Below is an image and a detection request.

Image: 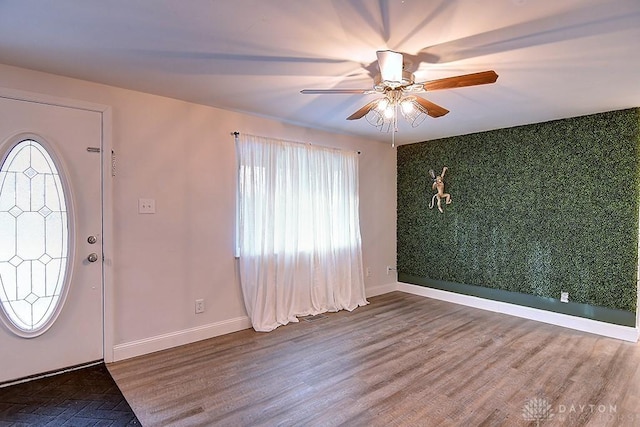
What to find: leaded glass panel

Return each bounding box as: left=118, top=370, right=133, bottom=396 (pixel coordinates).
left=0, top=139, right=70, bottom=334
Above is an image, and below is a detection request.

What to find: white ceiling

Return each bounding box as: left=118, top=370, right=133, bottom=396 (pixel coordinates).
left=0, top=0, right=639, bottom=145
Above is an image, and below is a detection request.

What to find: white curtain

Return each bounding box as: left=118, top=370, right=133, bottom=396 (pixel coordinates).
left=236, top=134, right=368, bottom=332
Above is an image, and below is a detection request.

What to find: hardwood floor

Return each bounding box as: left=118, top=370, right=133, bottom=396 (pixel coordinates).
left=108, top=292, right=640, bottom=426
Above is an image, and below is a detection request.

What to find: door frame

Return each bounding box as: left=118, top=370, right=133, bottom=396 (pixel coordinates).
left=0, top=86, right=115, bottom=363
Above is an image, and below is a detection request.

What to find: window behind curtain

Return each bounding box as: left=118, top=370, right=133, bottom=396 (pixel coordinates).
left=235, top=134, right=367, bottom=332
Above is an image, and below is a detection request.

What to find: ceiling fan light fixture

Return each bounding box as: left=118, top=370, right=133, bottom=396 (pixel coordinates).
left=376, top=97, right=390, bottom=111
left=365, top=112, right=380, bottom=129
left=301, top=49, right=498, bottom=147
left=366, top=99, right=394, bottom=132
left=400, top=97, right=415, bottom=115
left=401, top=100, right=428, bottom=128
left=365, top=108, right=384, bottom=129
left=365, top=92, right=429, bottom=132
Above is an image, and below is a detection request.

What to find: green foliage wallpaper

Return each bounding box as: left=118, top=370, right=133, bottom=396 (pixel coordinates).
left=397, top=108, right=640, bottom=316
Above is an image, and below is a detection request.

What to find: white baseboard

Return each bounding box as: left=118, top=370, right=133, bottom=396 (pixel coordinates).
left=366, top=282, right=399, bottom=298
left=111, top=316, right=252, bottom=362
left=110, top=283, right=637, bottom=362
left=398, top=282, right=639, bottom=342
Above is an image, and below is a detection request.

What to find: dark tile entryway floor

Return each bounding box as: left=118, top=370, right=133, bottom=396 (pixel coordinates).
left=0, top=363, right=140, bottom=426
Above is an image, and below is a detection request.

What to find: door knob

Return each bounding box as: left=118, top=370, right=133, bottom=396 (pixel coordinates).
left=87, top=253, right=99, bottom=263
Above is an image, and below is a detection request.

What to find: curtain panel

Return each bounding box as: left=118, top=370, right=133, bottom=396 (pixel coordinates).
left=236, top=134, right=367, bottom=332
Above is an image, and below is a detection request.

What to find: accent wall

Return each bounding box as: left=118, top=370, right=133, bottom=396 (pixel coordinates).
left=397, top=108, right=640, bottom=326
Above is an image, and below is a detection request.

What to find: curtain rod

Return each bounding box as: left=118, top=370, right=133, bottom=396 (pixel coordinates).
left=231, top=131, right=360, bottom=155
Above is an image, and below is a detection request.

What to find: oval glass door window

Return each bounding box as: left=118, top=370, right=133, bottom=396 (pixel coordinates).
left=0, top=138, right=72, bottom=337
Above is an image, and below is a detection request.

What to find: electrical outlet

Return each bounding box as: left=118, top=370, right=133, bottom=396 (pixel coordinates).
left=195, top=299, right=205, bottom=314
left=138, top=198, right=156, bottom=214
left=560, top=292, right=569, bottom=303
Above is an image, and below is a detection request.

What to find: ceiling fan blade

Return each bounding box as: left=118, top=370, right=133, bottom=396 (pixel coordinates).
left=413, top=97, right=450, bottom=118
left=421, top=70, right=498, bottom=91
left=346, top=100, right=380, bottom=120
left=377, top=50, right=403, bottom=83
left=301, top=89, right=372, bottom=94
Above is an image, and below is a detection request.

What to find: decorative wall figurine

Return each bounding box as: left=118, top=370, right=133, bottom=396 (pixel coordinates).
left=429, top=167, right=452, bottom=213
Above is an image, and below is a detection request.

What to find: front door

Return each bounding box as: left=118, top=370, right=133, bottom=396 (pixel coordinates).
left=0, top=95, right=103, bottom=383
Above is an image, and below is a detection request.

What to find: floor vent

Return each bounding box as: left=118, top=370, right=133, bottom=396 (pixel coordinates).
left=301, top=314, right=328, bottom=322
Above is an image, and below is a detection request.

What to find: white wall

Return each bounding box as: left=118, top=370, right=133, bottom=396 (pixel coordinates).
left=0, top=64, right=397, bottom=360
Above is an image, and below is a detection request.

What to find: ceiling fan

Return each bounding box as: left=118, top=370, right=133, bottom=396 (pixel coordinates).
left=301, top=50, right=498, bottom=145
